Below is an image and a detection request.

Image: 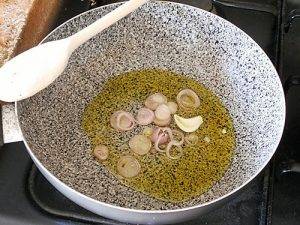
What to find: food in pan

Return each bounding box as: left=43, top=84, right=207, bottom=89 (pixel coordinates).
left=82, top=69, right=235, bottom=202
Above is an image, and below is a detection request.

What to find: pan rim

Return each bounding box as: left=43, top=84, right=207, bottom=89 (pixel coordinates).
left=15, top=0, right=286, bottom=214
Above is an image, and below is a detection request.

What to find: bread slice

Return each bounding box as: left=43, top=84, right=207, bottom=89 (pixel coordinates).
left=0, top=0, right=61, bottom=66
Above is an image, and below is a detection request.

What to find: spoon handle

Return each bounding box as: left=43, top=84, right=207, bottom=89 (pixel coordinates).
left=68, top=0, right=149, bottom=50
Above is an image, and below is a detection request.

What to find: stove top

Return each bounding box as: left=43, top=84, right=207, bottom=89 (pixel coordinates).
left=1, top=0, right=300, bottom=224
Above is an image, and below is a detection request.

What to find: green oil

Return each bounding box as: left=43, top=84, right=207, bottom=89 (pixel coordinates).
left=82, top=69, right=235, bottom=202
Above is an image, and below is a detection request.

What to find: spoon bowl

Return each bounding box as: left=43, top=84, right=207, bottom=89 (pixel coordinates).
left=0, top=39, right=71, bottom=102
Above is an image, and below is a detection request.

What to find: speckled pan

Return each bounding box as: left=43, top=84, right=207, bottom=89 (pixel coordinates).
left=16, top=1, right=285, bottom=224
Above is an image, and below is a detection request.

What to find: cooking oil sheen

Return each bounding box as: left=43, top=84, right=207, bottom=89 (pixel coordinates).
left=82, top=69, right=235, bottom=202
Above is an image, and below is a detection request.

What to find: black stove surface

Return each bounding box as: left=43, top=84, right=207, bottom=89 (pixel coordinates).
left=1, top=0, right=300, bottom=224
left=0, top=142, right=269, bottom=225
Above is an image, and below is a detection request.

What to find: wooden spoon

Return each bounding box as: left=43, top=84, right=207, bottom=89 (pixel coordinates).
left=0, top=0, right=149, bottom=102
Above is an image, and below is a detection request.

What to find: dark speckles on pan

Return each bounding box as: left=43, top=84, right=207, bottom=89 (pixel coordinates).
left=17, top=1, right=285, bottom=210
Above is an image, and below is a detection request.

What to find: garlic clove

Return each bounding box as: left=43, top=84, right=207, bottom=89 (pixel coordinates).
left=174, top=114, right=203, bottom=132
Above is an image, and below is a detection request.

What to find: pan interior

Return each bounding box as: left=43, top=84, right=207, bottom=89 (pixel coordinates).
left=81, top=69, right=236, bottom=203
left=17, top=2, right=285, bottom=210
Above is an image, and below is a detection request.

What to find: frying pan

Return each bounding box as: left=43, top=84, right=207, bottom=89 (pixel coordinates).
left=16, top=1, right=285, bottom=224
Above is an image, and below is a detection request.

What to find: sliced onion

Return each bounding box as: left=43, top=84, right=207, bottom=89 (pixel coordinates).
left=155, top=104, right=171, bottom=121
left=151, top=127, right=169, bottom=144
left=136, top=108, right=155, bottom=125
left=177, top=89, right=200, bottom=110
left=143, top=127, right=154, bottom=137
left=153, top=127, right=173, bottom=153
left=185, top=133, right=199, bottom=146
left=110, top=111, right=135, bottom=131
left=160, top=128, right=184, bottom=146
left=117, top=155, right=141, bottom=178
left=171, top=130, right=184, bottom=146
left=160, top=127, right=181, bottom=143
left=161, top=127, right=173, bottom=140
left=166, top=101, right=178, bottom=114
left=166, top=142, right=183, bottom=160
left=153, top=117, right=171, bottom=126
left=129, top=135, right=152, bottom=155
left=93, top=145, right=109, bottom=161
left=145, top=93, right=167, bottom=110
left=154, top=133, right=168, bottom=153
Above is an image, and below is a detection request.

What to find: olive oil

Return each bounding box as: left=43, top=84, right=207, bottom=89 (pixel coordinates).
left=82, top=69, right=235, bottom=202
